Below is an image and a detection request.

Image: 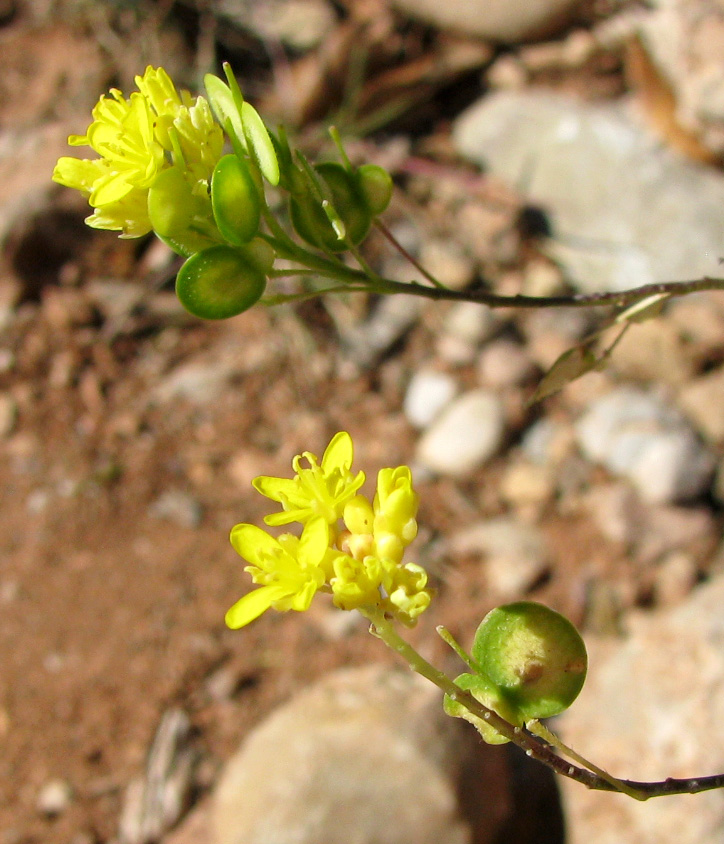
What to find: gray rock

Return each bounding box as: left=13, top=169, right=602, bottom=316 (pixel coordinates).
left=575, top=387, right=715, bottom=503
left=416, top=389, right=505, bottom=476
left=560, top=575, right=724, bottom=844
left=453, top=91, right=724, bottom=292
left=448, top=517, right=550, bottom=599
left=477, top=339, right=535, bottom=388
left=404, top=369, right=458, bottom=429
left=148, top=490, right=203, bottom=529
left=678, top=365, right=724, bottom=443
left=212, top=665, right=513, bottom=844
left=640, top=0, right=724, bottom=158
left=390, top=0, right=581, bottom=43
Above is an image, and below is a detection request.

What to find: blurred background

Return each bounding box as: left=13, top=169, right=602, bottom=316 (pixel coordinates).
left=3, top=1, right=724, bottom=842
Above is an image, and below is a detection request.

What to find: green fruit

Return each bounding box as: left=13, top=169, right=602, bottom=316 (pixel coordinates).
left=290, top=162, right=371, bottom=252
left=471, top=602, right=587, bottom=722
left=148, top=167, right=194, bottom=238
left=211, top=154, right=260, bottom=246
left=356, top=164, right=393, bottom=215
left=175, top=244, right=268, bottom=320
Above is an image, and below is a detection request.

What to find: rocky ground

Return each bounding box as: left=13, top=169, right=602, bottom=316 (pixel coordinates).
left=2, top=1, right=724, bottom=843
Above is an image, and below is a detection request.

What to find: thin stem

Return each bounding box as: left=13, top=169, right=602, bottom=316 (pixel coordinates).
left=370, top=276, right=724, bottom=310
left=363, top=609, right=724, bottom=799
left=527, top=720, right=645, bottom=800
left=374, top=220, right=447, bottom=289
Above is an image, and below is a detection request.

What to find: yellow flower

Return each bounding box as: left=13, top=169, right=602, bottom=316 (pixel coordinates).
left=226, top=516, right=331, bottom=629
left=227, top=432, right=432, bottom=629
left=52, top=66, right=223, bottom=239
left=253, top=431, right=365, bottom=527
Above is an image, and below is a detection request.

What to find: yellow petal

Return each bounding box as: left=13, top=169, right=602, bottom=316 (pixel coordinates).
left=321, top=431, right=353, bottom=474
left=225, top=583, right=288, bottom=628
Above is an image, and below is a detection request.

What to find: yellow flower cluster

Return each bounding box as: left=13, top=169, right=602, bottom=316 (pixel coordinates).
left=226, top=432, right=432, bottom=629
left=52, top=67, right=223, bottom=237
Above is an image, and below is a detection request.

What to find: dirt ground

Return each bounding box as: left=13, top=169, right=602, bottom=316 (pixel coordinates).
left=0, top=2, right=720, bottom=843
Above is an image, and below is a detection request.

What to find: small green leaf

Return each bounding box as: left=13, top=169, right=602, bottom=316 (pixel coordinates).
left=241, top=101, right=280, bottom=186
left=530, top=345, right=600, bottom=403
left=615, top=293, right=669, bottom=325
left=471, top=602, right=587, bottom=722
left=211, top=154, right=261, bottom=246
left=176, top=244, right=268, bottom=320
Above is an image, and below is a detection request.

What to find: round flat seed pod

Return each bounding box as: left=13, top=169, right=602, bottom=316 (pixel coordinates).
left=471, top=602, right=587, bottom=721
left=176, top=244, right=267, bottom=320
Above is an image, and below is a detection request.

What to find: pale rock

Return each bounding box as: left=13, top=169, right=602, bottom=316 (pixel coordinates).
left=520, top=259, right=565, bottom=297
left=435, top=334, right=479, bottom=366
left=477, top=339, right=535, bottom=388
left=148, top=490, right=203, bottom=529
left=584, top=483, right=643, bottom=546
left=416, top=390, right=505, bottom=476
left=560, top=575, right=724, bottom=844
left=217, top=0, right=335, bottom=50
left=486, top=53, right=529, bottom=90
left=404, top=369, right=458, bottom=429
left=390, top=0, right=581, bottom=43
left=443, top=302, right=497, bottom=345
left=639, top=0, right=724, bottom=157
left=653, top=552, right=698, bottom=607
left=635, top=505, right=715, bottom=566
left=36, top=779, right=73, bottom=817
left=212, top=665, right=514, bottom=844
left=500, top=460, right=554, bottom=509
left=521, top=418, right=576, bottom=466
left=668, top=293, right=724, bottom=352
left=453, top=91, right=724, bottom=292
left=611, top=319, right=693, bottom=387
left=678, top=365, right=724, bottom=443
left=419, top=240, right=476, bottom=290
left=575, top=387, right=715, bottom=503
left=449, top=517, right=550, bottom=599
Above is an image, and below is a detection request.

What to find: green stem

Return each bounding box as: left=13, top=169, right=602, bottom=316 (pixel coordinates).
left=362, top=608, right=724, bottom=799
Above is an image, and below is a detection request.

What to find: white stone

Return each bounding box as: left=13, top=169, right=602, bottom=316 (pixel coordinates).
left=416, top=390, right=505, bottom=476
left=449, top=517, right=549, bottom=599
left=36, top=779, right=73, bottom=817
left=560, top=575, right=724, bottom=844
left=212, top=666, right=513, bottom=844
left=453, top=91, right=724, bottom=292
left=390, top=0, right=580, bottom=43
left=575, top=387, right=715, bottom=503
left=404, top=370, right=458, bottom=429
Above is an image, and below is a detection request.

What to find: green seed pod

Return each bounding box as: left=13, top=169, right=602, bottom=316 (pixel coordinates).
left=148, top=167, right=194, bottom=239
left=175, top=243, right=270, bottom=320
left=356, top=164, right=393, bottom=216
left=471, top=602, right=587, bottom=722
left=241, top=101, right=280, bottom=186
left=211, top=154, right=261, bottom=246
left=290, top=162, right=371, bottom=252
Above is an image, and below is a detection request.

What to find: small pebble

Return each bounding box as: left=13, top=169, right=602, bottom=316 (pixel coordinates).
left=403, top=370, right=458, bottom=429
left=36, top=779, right=73, bottom=817
left=148, top=490, right=203, bottom=528
left=416, top=390, right=505, bottom=476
